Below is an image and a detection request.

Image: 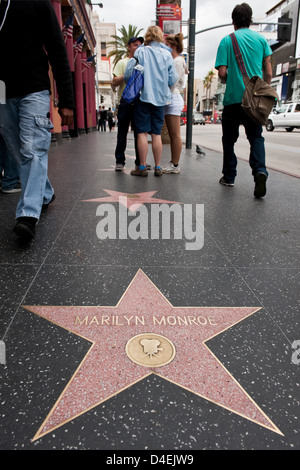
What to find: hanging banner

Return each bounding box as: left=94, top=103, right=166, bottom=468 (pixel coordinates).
left=157, top=3, right=182, bottom=36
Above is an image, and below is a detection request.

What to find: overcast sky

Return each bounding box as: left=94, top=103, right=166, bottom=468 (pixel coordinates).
left=93, top=0, right=279, bottom=78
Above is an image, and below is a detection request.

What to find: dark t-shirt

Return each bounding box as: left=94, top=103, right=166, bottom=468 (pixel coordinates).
left=0, top=0, right=74, bottom=108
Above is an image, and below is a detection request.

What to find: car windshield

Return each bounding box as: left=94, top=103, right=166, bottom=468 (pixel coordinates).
left=277, top=105, right=287, bottom=113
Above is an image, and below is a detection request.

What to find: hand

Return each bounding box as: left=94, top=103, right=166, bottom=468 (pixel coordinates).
left=58, top=108, right=74, bottom=126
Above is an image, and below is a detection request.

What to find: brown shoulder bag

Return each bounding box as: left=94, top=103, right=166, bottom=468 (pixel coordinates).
left=230, top=33, right=278, bottom=126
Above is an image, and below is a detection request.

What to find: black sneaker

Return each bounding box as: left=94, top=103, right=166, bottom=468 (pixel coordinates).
left=254, top=173, right=267, bottom=198
left=219, top=176, right=234, bottom=187
left=13, top=217, right=37, bottom=241
left=1, top=182, right=22, bottom=194
left=41, top=193, right=56, bottom=212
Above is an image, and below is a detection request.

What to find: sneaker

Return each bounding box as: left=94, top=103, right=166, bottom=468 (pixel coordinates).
left=131, top=167, right=148, bottom=177
left=219, top=177, right=234, bottom=187
left=154, top=166, right=163, bottom=176
left=115, top=163, right=124, bottom=171
left=13, top=217, right=37, bottom=241
left=1, top=182, right=22, bottom=193
left=254, top=173, right=267, bottom=198
left=163, top=162, right=180, bottom=174
left=41, top=193, right=56, bottom=213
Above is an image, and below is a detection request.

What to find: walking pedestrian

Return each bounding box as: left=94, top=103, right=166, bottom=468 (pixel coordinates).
left=215, top=3, right=272, bottom=197
left=99, top=106, right=107, bottom=132
left=107, top=108, right=115, bottom=132
left=0, top=0, right=74, bottom=241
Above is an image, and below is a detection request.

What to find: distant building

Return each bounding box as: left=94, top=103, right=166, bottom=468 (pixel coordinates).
left=265, top=0, right=300, bottom=103
left=50, top=0, right=97, bottom=140
left=194, top=70, right=219, bottom=119
left=91, top=16, right=116, bottom=110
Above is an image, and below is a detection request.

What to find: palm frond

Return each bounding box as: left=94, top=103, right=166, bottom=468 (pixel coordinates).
left=107, top=24, right=144, bottom=67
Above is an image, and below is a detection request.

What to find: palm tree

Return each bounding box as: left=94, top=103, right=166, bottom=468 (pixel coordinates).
left=107, top=24, right=144, bottom=67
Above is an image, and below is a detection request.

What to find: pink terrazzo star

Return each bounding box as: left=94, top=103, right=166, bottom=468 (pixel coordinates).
left=82, top=189, right=180, bottom=211
left=25, top=270, right=282, bottom=441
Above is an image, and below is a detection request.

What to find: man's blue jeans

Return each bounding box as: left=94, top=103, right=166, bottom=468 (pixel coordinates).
left=115, top=100, right=140, bottom=167
left=0, top=134, right=20, bottom=191
left=221, top=104, right=268, bottom=184
left=0, top=90, right=54, bottom=220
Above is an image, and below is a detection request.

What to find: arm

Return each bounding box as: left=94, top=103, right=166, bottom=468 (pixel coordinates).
left=218, top=65, right=227, bottom=84
left=112, top=74, right=125, bottom=87
left=263, top=55, right=272, bottom=85
left=124, top=58, right=137, bottom=83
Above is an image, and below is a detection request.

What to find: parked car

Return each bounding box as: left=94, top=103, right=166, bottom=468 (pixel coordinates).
left=266, top=102, right=300, bottom=132
left=193, top=112, right=205, bottom=125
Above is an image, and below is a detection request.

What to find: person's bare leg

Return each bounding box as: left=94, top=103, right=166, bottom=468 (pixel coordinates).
left=165, top=114, right=182, bottom=165
left=137, top=133, right=148, bottom=166
left=151, top=134, right=162, bottom=167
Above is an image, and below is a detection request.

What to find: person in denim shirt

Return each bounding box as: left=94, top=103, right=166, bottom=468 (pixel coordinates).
left=124, top=26, right=178, bottom=176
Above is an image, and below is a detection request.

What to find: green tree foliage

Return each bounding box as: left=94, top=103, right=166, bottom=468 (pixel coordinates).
left=107, top=24, right=144, bottom=67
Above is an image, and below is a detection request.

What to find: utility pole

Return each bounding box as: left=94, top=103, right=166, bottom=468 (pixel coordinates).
left=186, top=0, right=196, bottom=149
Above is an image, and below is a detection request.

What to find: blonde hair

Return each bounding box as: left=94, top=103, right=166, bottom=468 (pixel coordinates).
left=165, top=33, right=184, bottom=53
left=144, top=26, right=164, bottom=45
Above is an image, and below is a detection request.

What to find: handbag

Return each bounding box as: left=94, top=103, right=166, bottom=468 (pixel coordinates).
left=230, top=33, right=278, bottom=125
left=122, top=59, right=144, bottom=104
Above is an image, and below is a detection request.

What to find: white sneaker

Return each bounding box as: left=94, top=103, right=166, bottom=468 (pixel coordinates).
left=162, top=162, right=180, bottom=174
left=115, top=163, right=124, bottom=171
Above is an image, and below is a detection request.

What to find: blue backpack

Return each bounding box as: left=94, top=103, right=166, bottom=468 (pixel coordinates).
left=122, top=60, right=144, bottom=104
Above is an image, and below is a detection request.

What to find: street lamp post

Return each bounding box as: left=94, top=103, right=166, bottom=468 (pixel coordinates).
left=186, top=0, right=196, bottom=149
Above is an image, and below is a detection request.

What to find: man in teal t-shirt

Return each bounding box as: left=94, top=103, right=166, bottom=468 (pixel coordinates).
left=215, top=3, right=273, bottom=198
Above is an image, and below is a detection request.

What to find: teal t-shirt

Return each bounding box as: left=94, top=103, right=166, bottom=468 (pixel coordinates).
left=215, top=28, right=272, bottom=106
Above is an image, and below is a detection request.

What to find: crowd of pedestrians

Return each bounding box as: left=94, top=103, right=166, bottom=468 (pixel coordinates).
left=0, top=2, right=272, bottom=243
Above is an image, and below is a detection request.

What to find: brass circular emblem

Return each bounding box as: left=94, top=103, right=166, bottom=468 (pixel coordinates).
left=126, top=333, right=176, bottom=368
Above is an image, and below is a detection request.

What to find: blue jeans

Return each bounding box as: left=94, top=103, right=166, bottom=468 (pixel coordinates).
left=0, top=134, right=20, bottom=191
left=221, top=104, right=268, bottom=184
left=0, top=90, right=54, bottom=219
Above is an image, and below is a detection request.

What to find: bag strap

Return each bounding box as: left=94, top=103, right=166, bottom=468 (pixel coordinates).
left=230, top=33, right=249, bottom=79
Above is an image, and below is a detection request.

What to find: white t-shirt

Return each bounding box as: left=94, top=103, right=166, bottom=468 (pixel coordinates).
left=170, top=55, right=187, bottom=94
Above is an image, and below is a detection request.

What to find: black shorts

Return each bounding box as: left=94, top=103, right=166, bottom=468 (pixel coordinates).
left=134, top=99, right=165, bottom=135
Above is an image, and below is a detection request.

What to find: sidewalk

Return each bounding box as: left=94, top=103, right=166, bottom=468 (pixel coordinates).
left=0, top=130, right=299, bottom=451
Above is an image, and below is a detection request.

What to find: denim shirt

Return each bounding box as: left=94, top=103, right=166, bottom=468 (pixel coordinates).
left=124, top=42, right=178, bottom=107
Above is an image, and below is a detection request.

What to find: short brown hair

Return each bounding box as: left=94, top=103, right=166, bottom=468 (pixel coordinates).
left=232, top=3, right=252, bottom=29
left=144, top=26, right=164, bottom=45
left=165, top=32, right=184, bottom=53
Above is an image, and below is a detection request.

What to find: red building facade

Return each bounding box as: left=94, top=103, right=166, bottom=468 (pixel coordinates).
left=50, top=0, right=97, bottom=140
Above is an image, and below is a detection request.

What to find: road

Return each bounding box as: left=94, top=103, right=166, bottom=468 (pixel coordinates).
left=181, top=124, right=300, bottom=178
